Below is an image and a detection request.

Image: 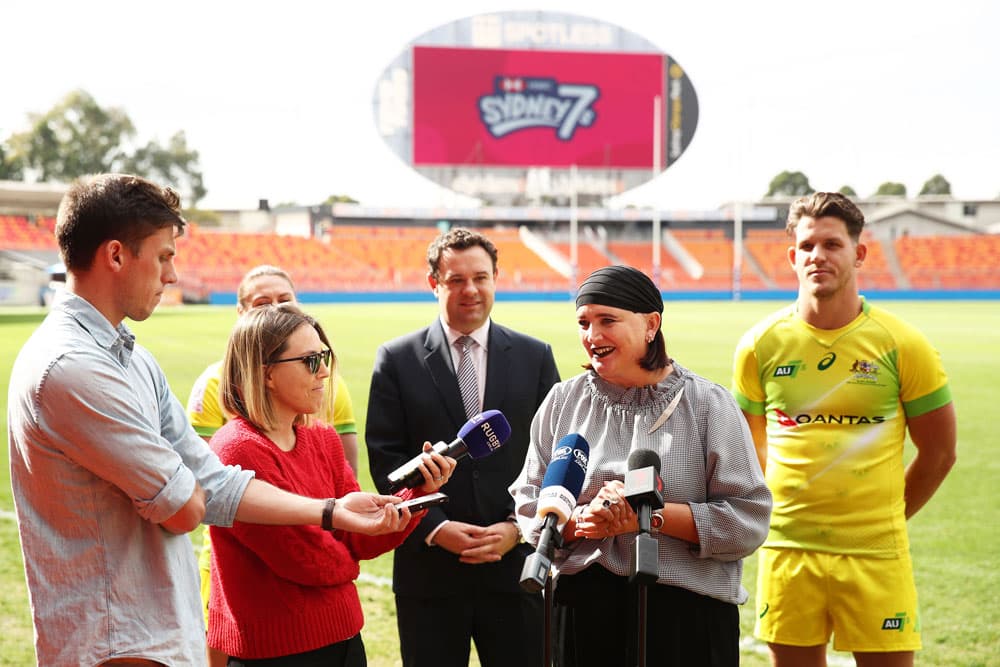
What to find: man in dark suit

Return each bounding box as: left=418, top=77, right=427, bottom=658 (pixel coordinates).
left=366, top=227, right=560, bottom=667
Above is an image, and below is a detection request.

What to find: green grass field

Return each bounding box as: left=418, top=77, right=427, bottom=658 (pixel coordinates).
left=2, top=300, right=998, bottom=666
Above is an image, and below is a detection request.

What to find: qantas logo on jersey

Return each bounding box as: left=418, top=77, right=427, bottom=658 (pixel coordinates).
left=774, top=408, right=886, bottom=427
left=775, top=409, right=798, bottom=427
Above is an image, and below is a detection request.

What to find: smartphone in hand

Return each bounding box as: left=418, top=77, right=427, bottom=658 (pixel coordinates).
left=395, top=492, right=448, bottom=513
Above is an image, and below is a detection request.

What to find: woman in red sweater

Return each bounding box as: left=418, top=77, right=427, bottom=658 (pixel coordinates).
left=208, top=303, right=455, bottom=666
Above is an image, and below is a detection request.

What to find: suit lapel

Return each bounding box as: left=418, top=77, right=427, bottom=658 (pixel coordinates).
left=423, top=322, right=467, bottom=428
left=483, top=323, right=510, bottom=411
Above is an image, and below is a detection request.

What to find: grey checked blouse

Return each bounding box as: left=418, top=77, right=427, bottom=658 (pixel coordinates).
left=510, top=363, right=771, bottom=604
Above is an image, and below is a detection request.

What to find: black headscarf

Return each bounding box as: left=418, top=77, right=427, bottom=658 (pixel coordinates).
left=575, top=265, right=663, bottom=314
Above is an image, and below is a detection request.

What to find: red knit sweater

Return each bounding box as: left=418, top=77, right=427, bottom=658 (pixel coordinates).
left=208, top=417, right=420, bottom=659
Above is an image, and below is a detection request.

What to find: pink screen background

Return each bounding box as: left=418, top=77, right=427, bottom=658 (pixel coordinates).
left=412, top=46, right=665, bottom=169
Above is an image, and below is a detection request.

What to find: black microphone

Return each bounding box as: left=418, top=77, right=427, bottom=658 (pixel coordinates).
left=624, top=449, right=664, bottom=534
left=386, top=410, right=511, bottom=491
left=624, top=449, right=664, bottom=584
left=520, top=434, right=590, bottom=593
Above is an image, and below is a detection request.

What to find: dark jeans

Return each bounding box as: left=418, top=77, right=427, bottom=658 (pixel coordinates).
left=553, top=565, right=739, bottom=667
left=227, top=634, right=366, bottom=667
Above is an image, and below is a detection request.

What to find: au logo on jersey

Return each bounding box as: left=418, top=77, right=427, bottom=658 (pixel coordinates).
left=478, top=76, right=599, bottom=140
left=773, top=361, right=803, bottom=378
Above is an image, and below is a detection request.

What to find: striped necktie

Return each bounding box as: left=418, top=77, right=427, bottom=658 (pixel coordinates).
left=455, top=336, right=479, bottom=419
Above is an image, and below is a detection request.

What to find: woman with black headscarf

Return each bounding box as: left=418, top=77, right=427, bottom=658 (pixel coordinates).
left=510, top=265, right=771, bottom=667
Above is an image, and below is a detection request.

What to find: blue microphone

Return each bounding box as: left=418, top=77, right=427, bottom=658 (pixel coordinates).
left=520, top=434, right=590, bottom=593
left=387, top=410, right=511, bottom=490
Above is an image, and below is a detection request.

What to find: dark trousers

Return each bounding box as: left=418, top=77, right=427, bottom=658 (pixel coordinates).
left=227, top=634, right=366, bottom=667
left=396, top=590, right=543, bottom=667
left=553, top=566, right=739, bottom=667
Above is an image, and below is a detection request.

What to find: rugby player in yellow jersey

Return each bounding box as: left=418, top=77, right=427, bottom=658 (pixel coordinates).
left=186, top=264, right=360, bottom=667
left=732, top=192, right=957, bottom=667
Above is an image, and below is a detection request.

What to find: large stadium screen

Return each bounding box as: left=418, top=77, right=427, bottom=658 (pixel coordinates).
left=412, top=45, right=667, bottom=170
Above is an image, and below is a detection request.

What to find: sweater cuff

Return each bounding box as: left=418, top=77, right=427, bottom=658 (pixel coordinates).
left=425, top=519, right=450, bottom=546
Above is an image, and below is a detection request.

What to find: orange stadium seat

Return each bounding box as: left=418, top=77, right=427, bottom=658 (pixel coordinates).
left=743, top=229, right=796, bottom=290
left=549, top=241, right=610, bottom=284
left=488, top=228, right=567, bottom=290
left=669, top=229, right=739, bottom=290
left=895, top=235, right=1000, bottom=290
left=607, top=241, right=694, bottom=289
left=23, top=217, right=990, bottom=298
left=0, top=215, right=58, bottom=250
left=855, top=235, right=896, bottom=291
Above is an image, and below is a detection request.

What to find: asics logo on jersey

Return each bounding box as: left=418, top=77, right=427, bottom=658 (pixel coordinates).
left=818, top=352, right=836, bottom=370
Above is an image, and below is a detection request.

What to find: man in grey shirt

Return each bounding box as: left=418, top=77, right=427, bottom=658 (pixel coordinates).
left=7, top=174, right=421, bottom=666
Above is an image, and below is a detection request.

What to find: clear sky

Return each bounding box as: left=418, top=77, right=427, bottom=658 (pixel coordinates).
left=3, top=1, right=998, bottom=211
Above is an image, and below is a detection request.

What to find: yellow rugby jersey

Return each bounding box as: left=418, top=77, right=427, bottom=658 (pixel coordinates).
left=186, top=361, right=357, bottom=437
left=732, top=299, right=951, bottom=557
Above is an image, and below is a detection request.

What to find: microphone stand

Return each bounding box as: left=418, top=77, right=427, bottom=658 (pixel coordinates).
left=519, top=517, right=563, bottom=667
left=630, top=504, right=658, bottom=667
left=544, top=575, right=553, bottom=667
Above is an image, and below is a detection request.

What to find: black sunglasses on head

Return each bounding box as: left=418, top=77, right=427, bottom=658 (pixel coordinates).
left=267, top=348, right=332, bottom=374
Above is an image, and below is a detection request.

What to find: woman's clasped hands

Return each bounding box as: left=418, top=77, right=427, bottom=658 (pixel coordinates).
left=572, top=480, right=639, bottom=540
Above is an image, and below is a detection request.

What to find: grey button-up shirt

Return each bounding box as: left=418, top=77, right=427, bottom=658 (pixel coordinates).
left=7, top=290, right=253, bottom=665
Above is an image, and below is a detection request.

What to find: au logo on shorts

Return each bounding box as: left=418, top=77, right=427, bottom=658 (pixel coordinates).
left=881, top=612, right=908, bottom=631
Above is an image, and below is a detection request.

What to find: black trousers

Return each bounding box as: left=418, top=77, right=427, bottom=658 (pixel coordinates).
left=553, top=566, right=739, bottom=667
left=227, top=634, right=366, bottom=667
left=396, top=590, right=543, bottom=667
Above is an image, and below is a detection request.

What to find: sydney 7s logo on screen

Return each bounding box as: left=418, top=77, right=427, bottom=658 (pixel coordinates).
left=478, top=76, right=599, bottom=141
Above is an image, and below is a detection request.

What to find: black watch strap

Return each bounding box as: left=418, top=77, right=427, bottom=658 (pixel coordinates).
left=321, top=498, right=336, bottom=531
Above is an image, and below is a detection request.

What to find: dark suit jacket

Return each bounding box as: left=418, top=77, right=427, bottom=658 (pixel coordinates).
left=366, top=319, right=559, bottom=597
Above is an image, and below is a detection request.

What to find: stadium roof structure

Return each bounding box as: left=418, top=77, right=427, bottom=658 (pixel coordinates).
left=0, top=180, right=67, bottom=215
